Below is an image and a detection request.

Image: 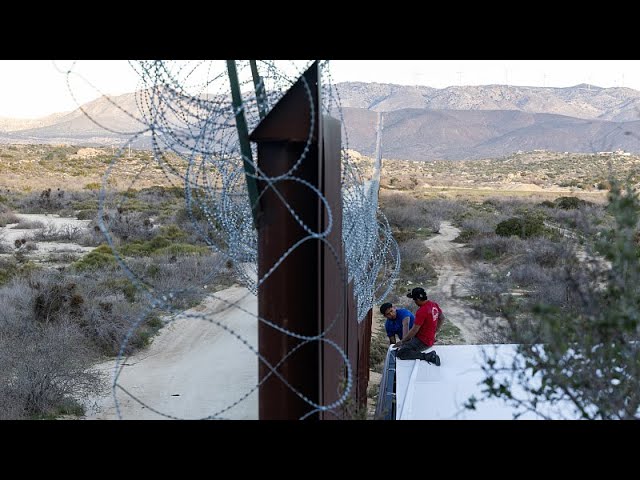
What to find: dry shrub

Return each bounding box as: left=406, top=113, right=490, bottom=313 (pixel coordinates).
left=0, top=274, right=106, bottom=419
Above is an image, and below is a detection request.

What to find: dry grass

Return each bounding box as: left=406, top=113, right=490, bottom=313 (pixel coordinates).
left=0, top=144, right=182, bottom=192
left=347, top=148, right=640, bottom=204
left=377, top=150, right=640, bottom=193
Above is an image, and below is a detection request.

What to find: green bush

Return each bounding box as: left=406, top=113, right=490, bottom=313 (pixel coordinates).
left=154, top=243, right=209, bottom=257
left=392, top=229, right=418, bottom=243
left=120, top=238, right=167, bottom=257
left=71, top=199, right=99, bottom=211
left=119, top=235, right=209, bottom=257
left=159, top=224, right=187, bottom=240
left=495, top=215, right=544, bottom=238
left=129, top=315, right=164, bottom=349
left=102, top=278, right=137, bottom=302
left=0, top=259, right=39, bottom=285
left=453, top=229, right=475, bottom=243
left=556, top=196, right=585, bottom=210
left=73, top=244, right=117, bottom=271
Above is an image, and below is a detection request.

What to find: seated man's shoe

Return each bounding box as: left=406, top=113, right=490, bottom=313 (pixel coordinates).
left=423, top=350, right=441, bottom=366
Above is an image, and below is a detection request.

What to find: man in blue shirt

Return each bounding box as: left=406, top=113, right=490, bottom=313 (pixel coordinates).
left=380, top=302, right=415, bottom=345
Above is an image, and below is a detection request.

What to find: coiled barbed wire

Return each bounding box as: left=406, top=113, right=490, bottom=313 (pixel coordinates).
left=64, top=60, right=400, bottom=419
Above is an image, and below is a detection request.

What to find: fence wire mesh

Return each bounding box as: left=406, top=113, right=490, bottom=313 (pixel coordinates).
left=63, top=60, right=399, bottom=419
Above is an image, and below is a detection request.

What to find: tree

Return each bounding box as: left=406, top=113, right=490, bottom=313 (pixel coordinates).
left=469, top=180, right=640, bottom=419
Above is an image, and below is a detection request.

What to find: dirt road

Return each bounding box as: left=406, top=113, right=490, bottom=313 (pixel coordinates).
left=424, top=222, right=495, bottom=344
left=83, top=221, right=492, bottom=420
left=85, top=285, right=258, bottom=420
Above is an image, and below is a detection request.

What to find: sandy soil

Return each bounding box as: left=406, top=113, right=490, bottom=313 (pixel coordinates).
left=0, top=213, right=92, bottom=256
left=84, top=285, right=258, bottom=420
left=424, top=221, right=498, bottom=344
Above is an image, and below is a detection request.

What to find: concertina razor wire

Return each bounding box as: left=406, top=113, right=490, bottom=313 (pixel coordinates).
left=63, top=60, right=400, bottom=419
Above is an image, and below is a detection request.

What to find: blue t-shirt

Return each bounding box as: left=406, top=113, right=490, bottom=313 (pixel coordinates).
left=385, top=308, right=415, bottom=339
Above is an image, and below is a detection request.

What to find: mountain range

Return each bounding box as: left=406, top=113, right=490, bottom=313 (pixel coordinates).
left=3, top=83, right=640, bottom=160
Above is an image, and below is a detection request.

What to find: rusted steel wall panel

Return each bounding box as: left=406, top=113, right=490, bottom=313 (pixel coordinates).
left=252, top=63, right=321, bottom=420
left=251, top=61, right=370, bottom=420
left=319, top=115, right=347, bottom=420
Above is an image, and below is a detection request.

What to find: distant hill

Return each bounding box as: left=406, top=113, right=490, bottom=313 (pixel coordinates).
left=341, top=107, right=640, bottom=160
left=4, top=93, right=147, bottom=136
left=3, top=82, right=640, bottom=160
left=335, top=82, right=640, bottom=121
left=0, top=111, right=69, bottom=132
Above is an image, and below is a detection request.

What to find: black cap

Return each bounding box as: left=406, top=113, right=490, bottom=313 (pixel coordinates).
left=380, top=302, right=393, bottom=315
left=407, top=287, right=427, bottom=300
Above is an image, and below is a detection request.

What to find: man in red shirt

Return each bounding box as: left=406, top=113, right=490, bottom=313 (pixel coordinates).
left=394, top=287, right=444, bottom=366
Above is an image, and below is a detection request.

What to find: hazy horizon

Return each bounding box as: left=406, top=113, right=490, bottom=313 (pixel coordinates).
left=1, top=60, right=639, bottom=119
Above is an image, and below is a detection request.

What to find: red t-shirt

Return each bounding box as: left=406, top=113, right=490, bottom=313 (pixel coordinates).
left=414, top=300, right=442, bottom=347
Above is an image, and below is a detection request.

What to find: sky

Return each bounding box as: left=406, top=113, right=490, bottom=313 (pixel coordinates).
left=1, top=60, right=640, bottom=119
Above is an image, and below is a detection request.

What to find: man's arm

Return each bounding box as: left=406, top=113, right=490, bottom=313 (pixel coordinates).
left=395, top=323, right=421, bottom=346
left=437, top=311, right=445, bottom=332
left=388, top=335, right=396, bottom=345
left=401, top=316, right=410, bottom=339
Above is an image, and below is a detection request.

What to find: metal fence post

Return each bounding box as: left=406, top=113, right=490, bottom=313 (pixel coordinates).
left=250, top=62, right=325, bottom=419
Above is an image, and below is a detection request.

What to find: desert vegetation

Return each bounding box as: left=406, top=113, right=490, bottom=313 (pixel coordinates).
left=374, top=191, right=606, bottom=349
left=370, top=165, right=634, bottom=375
left=375, top=159, right=640, bottom=418
left=3, top=143, right=639, bottom=419
left=368, top=191, right=466, bottom=376
left=373, top=150, right=640, bottom=194
left=0, top=145, right=240, bottom=419
left=0, top=144, right=183, bottom=192
left=465, top=182, right=640, bottom=419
